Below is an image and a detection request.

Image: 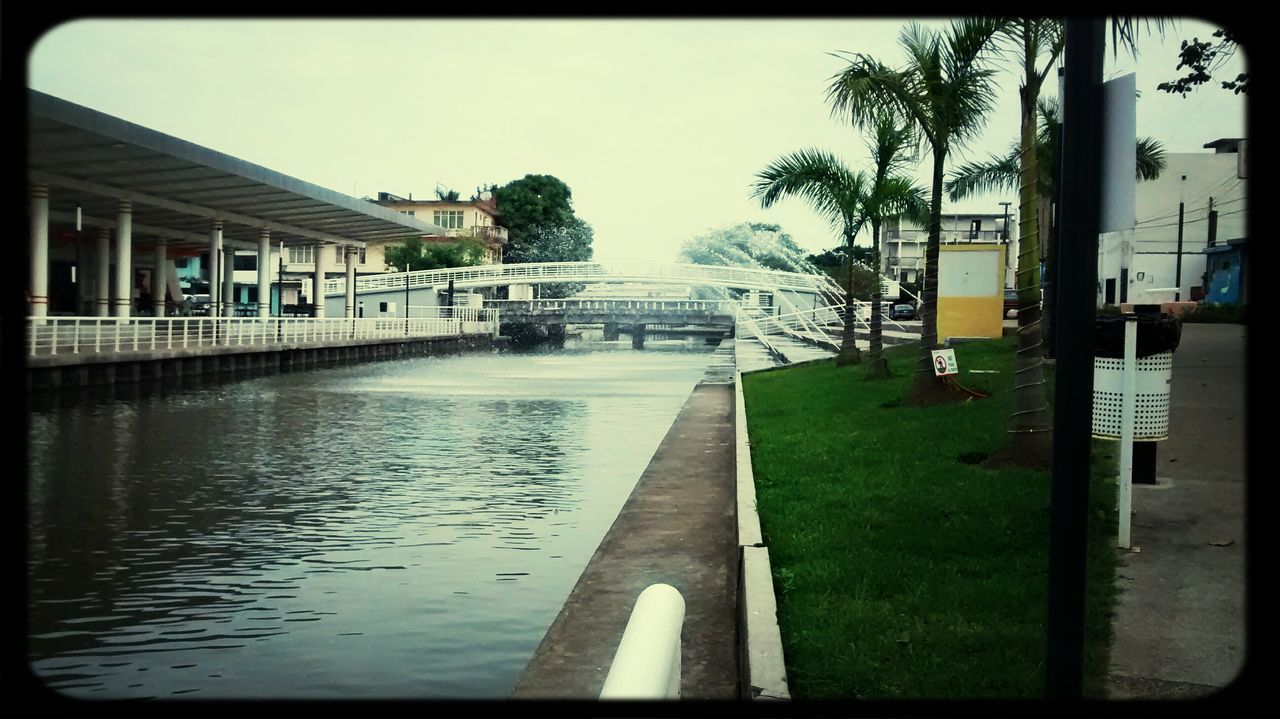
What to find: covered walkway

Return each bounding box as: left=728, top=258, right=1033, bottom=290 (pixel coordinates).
left=27, top=89, right=446, bottom=322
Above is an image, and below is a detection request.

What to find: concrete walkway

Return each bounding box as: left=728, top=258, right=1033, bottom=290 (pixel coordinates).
left=1105, top=323, right=1248, bottom=699
left=511, top=342, right=740, bottom=699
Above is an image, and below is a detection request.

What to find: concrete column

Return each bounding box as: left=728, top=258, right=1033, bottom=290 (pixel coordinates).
left=29, top=184, right=49, bottom=317
left=313, top=242, right=327, bottom=318
left=113, top=201, right=133, bottom=318
left=96, top=227, right=110, bottom=317
left=257, top=229, right=271, bottom=318
left=153, top=238, right=168, bottom=317
left=345, top=247, right=357, bottom=319
left=209, top=221, right=223, bottom=317
left=631, top=323, right=646, bottom=350
left=222, top=250, right=235, bottom=317
left=603, top=322, right=620, bottom=341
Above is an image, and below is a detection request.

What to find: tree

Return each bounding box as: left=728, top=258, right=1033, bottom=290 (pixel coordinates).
left=493, top=174, right=576, bottom=265
left=752, top=149, right=872, bottom=366
left=827, top=18, right=1008, bottom=403
left=1157, top=28, right=1248, bottom=97
left=681, top=222, right=817, bottom=273
left=435, top=187, right=461, bottom=201
left=517, top=218, right=595, bottom=298
left=385, top=237, right=486, bottom=272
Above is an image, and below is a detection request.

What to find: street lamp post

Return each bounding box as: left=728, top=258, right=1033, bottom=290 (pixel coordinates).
left=1000, top=201, right=1013, bottom=287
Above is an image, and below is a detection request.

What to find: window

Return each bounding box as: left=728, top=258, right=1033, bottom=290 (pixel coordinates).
left=288, top=245, right=314, bottom=264
left=359, top=247, right=367, bottom=264
left=434, top=210, right=464, bottom=229
left=233, top=254, right=257, bottom=271
left=399, top=210, right=415, bottom=216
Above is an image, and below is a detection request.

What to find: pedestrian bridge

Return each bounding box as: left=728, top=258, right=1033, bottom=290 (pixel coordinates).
left=485, top=299, right=738, bottom=327
left=321, top=261, right=845, bottom=299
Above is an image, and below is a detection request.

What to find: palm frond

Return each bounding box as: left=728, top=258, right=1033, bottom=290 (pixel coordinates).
left=946, top=148, right=1021, bottom=201
left=1110, top=16, right=1176, bottom=59
left=1136, top=137, right=1167, bottom=181
left=752, top=148, right=870, bottom=236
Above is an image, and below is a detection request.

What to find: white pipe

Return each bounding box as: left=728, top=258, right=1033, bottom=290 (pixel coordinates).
left=599, top=583, right=685, bottom=700
left=1118, top=317, right=1137, bottom=549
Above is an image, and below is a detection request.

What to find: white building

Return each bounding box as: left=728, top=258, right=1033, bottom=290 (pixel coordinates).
left=1099, top=137, right=1247, bottom=305
left=882, top=210, right=1019, bottom=290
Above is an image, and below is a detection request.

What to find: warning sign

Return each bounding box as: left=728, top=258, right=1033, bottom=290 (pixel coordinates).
left=931, top=349, right=959, bottom=376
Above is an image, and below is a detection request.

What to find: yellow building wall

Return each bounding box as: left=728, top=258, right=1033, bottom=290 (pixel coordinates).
left=937, top=244, right=1005, bottom=341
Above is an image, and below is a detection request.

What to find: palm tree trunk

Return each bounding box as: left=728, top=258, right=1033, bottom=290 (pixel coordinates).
left=837, top=229, right=862, bottom=366
left=905, top=147, right=949, bottom=404
left=865, top=219, right=891, bottom=378
left=1003, top=37, right=1053, bottom=466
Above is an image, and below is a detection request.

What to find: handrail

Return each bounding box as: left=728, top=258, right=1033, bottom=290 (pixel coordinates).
left=599, top=584, right=685, bottom=700
left=25, top=313, right=500, bottom=357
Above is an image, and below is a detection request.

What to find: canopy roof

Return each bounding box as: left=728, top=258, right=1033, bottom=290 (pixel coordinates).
left=28, top=89, right=445, bottom=251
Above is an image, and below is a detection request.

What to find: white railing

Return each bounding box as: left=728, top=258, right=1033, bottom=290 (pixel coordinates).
left=323, top=262, right=848, bottom=297
left=25, top=310, right=499, bottom=357
left=484, top=299, right=739, bottom=314
left=599, top=584, right=685, bottom=700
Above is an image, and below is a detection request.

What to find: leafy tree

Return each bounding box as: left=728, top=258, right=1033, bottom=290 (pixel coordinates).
left=827, top=18, right=1007, bottom=403
left=385, top=237, right=486, bottom=272
left=493, top=174, right=577, bottom=264
left=807, top=244, right=874, bottom=272
left=516, top=218, right=595, bottom=298
left=1157, top=28, right=1248, bottom=96
left=680, top=222, right=817, bottom=273
left=435, top=187, right=461, bottom=201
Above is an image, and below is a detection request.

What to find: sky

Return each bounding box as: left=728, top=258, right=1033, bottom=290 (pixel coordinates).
left=27, top=18, right=1248, bottom=264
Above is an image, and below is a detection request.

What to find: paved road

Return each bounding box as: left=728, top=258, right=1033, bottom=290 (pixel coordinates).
left=1105, top=323, right=1248, bottom=699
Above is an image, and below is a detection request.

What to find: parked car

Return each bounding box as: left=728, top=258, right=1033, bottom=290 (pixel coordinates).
left=889, top=303, right=916, bottom=321
left=1004, top=289, right=1019, bottom=319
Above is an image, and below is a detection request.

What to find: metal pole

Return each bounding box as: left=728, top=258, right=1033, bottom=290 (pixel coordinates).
left=1174, top=175, right=1186, bottom=301
left=1046, top=18, right=1104, bottom=701
left=1118, top=316, right=1137, bottom=549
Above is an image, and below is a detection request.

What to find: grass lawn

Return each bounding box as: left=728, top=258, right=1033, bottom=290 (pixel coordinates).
left=742, top=336, right=1121, bottom=699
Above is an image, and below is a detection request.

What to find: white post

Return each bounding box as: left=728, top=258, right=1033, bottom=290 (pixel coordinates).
left=29, top=184, right=50, bottom=318
left=210, top=221, right=223, bottom=317
left=313, top=242, right=328, bottom=318
left=257, top=229, right=271, bottom=318
left=153, top=238, right=168, bottom=317
left=1118, top=316, right=1138, bottom=549
left=599, top=583, right=685, bottom=700
left=345, top=247, right=357, bottom=319
left=222, top=249, right=235, bottom=319
left=96, top=227, right=111, bottom=317
left=113, top=200, right=133, bottom=318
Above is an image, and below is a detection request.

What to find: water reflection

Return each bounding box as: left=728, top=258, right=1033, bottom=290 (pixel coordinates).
left=27, top=336, right=713, bottom=699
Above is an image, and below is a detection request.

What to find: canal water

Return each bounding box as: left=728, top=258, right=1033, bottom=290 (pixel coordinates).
left=26, top=333, right=718, bottom=699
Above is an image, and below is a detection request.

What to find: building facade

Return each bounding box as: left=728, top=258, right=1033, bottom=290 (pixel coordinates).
left=881, top=211, right=1018, bottom=290
left=371, top=192, right=508, bottom=264
left=1098, top=138, right=1247, bottom=306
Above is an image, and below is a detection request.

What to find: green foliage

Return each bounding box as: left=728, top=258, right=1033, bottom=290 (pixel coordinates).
left=680, top=222, right=816, bottom=273
left=434, top=187, right=461, bottom=201
left=1157, top=28, right=1248, bottom=97
left=493, top=174, right=592, bottom=266
left=808, top=245, right=874, bottom=272
left=384, top=236, right=486, bottom=272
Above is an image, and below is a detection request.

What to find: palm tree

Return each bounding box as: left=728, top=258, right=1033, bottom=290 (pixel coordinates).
left=827, top=18, right=1008, bottom=405
left=862, top=112, right=930, bottom=379
left=752, top=149, right=871, bottom=366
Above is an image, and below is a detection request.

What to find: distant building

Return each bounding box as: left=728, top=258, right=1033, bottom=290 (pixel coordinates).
left=881, top=211, right=1018, bottom=289
left=1099, top=137, right=1248, bottom=305
left=370, top=191, right=509, bottom=265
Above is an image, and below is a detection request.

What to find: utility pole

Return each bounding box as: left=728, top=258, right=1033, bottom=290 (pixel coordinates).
left=1045, top=18, right=1104, bottom=701
left=1174, top=175, right=1186, bottom=301
left=1207, top=197, right=1218, bottom=248
left=1000, top=201, right=1013, bottom=287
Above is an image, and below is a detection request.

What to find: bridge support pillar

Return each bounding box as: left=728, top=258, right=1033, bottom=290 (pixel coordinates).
left=603, top=322, right=620, bottom=341
left=631, top=323, right=645, bottom=350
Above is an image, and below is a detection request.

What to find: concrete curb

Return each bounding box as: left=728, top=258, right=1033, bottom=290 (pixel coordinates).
left=733, top=341, right=791, bottom=701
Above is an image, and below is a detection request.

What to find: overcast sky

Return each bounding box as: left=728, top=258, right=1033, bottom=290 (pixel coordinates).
left=28, top=18, right=1247, bottom=264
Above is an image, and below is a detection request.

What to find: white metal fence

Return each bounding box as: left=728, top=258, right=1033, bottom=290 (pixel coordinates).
left=483, top=299, right=739, bottom=313
left=25, top=308, right=498, bottom=357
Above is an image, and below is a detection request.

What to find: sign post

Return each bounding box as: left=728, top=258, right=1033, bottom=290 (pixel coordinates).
left=1117, top=316, right=1137, bottom=549
left=931, top=348, right=959, bottom=377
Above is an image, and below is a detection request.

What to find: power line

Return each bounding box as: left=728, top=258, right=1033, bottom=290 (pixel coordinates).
left=1133, top=207, right=1247, bottom=234
left=1134, top=178, right=1243, bottom=226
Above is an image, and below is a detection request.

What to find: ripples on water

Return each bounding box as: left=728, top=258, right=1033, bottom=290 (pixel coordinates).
left=27, top=335, right=716, bottom=699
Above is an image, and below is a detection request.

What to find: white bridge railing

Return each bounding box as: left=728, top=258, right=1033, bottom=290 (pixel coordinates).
left=484, top=299, right=739, bottom=314
left=26, top=308, right=499, bottom=357
left=323, top=261, right=847, bottom=297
